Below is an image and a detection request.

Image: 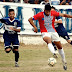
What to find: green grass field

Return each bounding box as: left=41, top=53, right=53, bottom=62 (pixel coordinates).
left=0, top=42, right=72, bottom=72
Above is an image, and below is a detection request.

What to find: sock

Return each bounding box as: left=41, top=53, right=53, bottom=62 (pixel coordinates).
left=58, top=48, right=66, bottom=61
left=15, top=51, right=19, bottom=62
left=52, top=42, right=57, bottom=50
left=70, top=41, right=72, bottom=45
left=48, top=43, right=56, bottom=54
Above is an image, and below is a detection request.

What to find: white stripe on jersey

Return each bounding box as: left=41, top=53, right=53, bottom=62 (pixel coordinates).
left=17, top=27, right=21, bottom=29
left=5, top=25, right=16, bottom=31
left=44, top=14, right=55, bottom=32
left=8, top=18, right=15, bottom=22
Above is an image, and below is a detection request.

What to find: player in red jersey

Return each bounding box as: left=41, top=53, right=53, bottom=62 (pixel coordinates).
left=28, top=3, right=72, bottom=70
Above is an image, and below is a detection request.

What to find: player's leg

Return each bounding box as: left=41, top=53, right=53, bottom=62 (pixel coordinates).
left=52, top=42, right=57, bottom=51
left=12, top=35, right=19, bottom=67
left=3, top=34, right=12, bottom=53
left=42, top=32, right=56, bottom=54
left=61, top=32, right=72, bottom=45
left=52, top=32, right=67, bottom=70
left=66, top=39, right=72, bottom=45
left=54, top=41, right=67, bottom=70
left=54, top=41, right=66, bottom=60
left=56, top=25, right=72, bottom=45
left=12, top=46, right=19, bottom=67
left=5, top=46, right=12, bottom=53
left=52, top=42, right=59, bottom=54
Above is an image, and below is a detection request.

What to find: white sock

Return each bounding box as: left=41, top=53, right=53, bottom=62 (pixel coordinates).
left=58, top=48, right=66, bottom=61
left=48, top=43, right=56, bottom=54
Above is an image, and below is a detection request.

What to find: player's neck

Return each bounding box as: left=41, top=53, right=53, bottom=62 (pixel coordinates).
left=10, top=18, right=14, bottom=21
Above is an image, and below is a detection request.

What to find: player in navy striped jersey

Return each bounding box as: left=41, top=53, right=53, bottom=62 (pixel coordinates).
left=0, top=9, right=21, bottom=67
left=51, top=6, right=72, bottom=53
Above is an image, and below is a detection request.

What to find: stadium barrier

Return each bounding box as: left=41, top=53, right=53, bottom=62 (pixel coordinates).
left=0, top=2, right=72, bottom=34
left=0, top=2, right=72, bottom=44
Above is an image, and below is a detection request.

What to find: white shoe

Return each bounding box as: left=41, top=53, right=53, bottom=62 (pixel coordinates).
left=15, top=62, right=19, bottom=67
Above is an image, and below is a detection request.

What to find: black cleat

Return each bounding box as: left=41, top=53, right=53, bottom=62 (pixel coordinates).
left=63, top=64, right=67, bottom=70
left=62, top=60, right=67, bottom=70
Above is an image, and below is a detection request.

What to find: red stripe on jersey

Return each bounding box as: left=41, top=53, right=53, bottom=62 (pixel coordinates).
left=33, top=10, right=59, bottom=33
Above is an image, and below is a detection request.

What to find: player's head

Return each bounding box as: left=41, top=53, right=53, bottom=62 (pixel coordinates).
left=51, top=6, right=56, bottom=11
left=44, top=3, right=51, bottom=16
left=8, top=9, right=15, bottom=20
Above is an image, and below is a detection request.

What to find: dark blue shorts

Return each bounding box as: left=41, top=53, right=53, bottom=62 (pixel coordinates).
left=3, top=32, right=19, bottom=49
left=55, top=24, right=70, bottom=40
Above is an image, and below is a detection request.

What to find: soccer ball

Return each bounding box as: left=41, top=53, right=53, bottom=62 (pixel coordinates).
left=48, top=57, right=57, bottom=67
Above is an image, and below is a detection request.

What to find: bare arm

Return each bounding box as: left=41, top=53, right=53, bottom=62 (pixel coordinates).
left=28, top=17, right=38, bottom=33
left=60, top=0, right=66, bottom=5
left=13, top=28, right=21, bottom=32
left=9, top=27, right=21, bottom=32
left=59, top=13, right=72, bottom=18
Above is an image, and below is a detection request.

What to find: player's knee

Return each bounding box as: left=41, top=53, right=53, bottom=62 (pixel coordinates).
left=13, top=46, right=18, bottom=53
left=5, top=49, right=11, bottom=53
left=5, top=47, right=12, bottom=53
left=57, top=45, right=62, bottom=49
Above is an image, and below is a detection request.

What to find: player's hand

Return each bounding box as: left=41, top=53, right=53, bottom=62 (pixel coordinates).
left=9, top=27, right=14, bottom=30
left=33, top=27, right=38, bottom=33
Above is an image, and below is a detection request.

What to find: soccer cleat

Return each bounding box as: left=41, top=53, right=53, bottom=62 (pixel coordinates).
left=15, top=62, right=19, bottom=67
left=53, top=53, right=58, bottom=58
left=62, top=60, right=67, bottom=70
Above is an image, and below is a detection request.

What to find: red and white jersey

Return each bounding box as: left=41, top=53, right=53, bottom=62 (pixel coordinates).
left=33, top=10, right=59, bottom=33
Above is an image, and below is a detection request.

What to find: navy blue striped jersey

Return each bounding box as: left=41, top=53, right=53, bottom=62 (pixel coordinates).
left=55, top=16, right=67, bottom=33
left=0, top=17, right=21, bottom=34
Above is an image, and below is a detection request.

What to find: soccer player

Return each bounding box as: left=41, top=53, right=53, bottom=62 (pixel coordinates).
left=28, top=3, right=72, bottom=70
left=51, top=6, right=72, bottom=52
left=0, top=9, right=21, bottom=67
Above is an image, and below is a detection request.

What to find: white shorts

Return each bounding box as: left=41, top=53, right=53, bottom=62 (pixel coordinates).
left=41, top=32, right=60, bottom=42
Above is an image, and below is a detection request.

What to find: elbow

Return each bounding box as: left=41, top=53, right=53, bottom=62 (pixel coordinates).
left=18, top=29, right=21, bottom=32
left=64, top=14, right=66, bottom=17
left=18, top=31, right=20, bottom=32
left=28, top=17, right=33, bottom=22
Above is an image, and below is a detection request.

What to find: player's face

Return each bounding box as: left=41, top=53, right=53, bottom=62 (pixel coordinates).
left=8, top=11, right=15, bottom=20
left=44, top=10, right=51, bottom=16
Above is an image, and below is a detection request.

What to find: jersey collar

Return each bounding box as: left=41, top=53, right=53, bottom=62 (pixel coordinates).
left=44, top=12, right=51, bottom=16
left=8, top=18, right=15, bottom=22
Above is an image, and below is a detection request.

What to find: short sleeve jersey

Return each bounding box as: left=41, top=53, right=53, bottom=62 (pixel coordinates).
left=55, top=16, right=62, bottom=27
left=33, top=10, right=59, bottom=33
left=0, top=17, right=21, bottom=34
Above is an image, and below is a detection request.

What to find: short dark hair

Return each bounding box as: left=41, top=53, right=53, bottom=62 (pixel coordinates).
left=51, top=6, right=56, bottom=10
left=9, top=9, right=14, bottom=12
left=45, top=3, right=51, bottom=10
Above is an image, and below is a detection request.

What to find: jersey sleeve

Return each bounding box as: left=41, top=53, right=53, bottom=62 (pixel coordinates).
left=56, top=16, right=62, bottom=20
left=0, top=18, right=5, bottom=23
left=52, top=10, right=60, bottom=17
left=32, top=13, right=40, bottom=20
left=17, top=20, right=21, bottom=29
